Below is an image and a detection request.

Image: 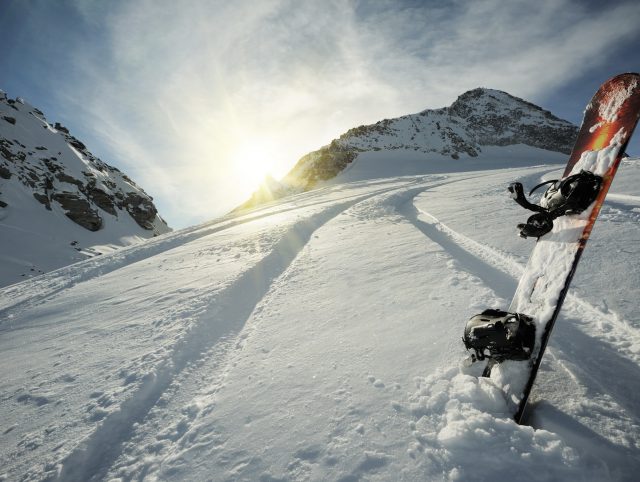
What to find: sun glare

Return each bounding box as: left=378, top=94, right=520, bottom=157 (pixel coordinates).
left=229, top=140, right=279, bottom=195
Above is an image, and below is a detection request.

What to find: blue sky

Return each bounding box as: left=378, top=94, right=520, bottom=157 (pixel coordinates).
left=1, top=0, right=639, bottom=228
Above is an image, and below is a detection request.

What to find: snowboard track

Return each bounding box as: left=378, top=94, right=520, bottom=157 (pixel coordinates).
left=103, top=177, right=464, bottom=480
left=398, top=184, right=640, bottom=435
left=0, top=179, right=413, bottom=326
left=399, top=200, right=517, bottom=302
left=52, top=179, right=438, bottom=482
left=401, top=187, right=640, bottom=366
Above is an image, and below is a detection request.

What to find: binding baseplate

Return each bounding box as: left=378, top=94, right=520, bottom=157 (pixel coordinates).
left=463, top=309, right=535, bottom=363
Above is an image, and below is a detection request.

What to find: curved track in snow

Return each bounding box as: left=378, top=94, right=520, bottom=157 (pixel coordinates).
left=3, top=166, right=640, bottom=482
left=404, top=188, right=640, bottom=369
left=0, top=180, right=414, bottom=322
left=53, top=178, right=451, bottom=482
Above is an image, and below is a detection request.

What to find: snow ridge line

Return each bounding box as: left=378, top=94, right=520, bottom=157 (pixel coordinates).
left=51, top=181, right=433, bottom=482
left=0, top=180, right=408, bottom=323
left=409, top=201, right=640, bottom=367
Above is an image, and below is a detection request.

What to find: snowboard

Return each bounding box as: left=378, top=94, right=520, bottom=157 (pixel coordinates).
left=480, top=73, right=640, bottom=424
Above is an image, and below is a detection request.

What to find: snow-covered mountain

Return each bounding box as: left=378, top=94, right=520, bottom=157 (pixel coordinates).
left=0, top=90, right=171, bottom=287
left=239, top=88, right=578, bottom=210
left=3, top=86, right=640, bottom=481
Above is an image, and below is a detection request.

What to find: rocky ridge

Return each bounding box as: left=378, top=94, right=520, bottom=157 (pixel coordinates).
left=0, top=89, right=171, bottom=287
left=285, top=88, right=578, bottom=190
left=272, top=88, right=578, bottom=197
left=0, top=91, right=169, bottom=233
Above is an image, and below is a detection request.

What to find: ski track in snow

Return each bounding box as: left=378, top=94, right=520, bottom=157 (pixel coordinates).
left=104, top=185, right=410, bottom=479
left=4, top=166, right=640, bottom=481
left=394, top=173, right=640, bottom=477
left=0, top=179, right=413, bottom=327
left=49, top=178, right=448, bottom=482
left=401, top=200, right=517, bottom=304
left=102, top=173, right=509, bottom=482
left=105, top=169, right=639, bottom=482
left=403, top=181, right=640, bottom=370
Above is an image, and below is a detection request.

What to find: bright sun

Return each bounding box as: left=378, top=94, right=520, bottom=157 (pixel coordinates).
left=229, top=140, right=278, bottom=195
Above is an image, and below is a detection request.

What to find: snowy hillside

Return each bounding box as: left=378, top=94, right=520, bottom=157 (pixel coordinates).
left=237, top=88, right=578, bottom=210
left=2, top=153, right=640, bottom=481
left=0, top=90, right=170, bottom=287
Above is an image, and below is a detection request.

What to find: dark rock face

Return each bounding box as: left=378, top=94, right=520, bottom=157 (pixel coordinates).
left=87, top=185, right=117, bottom=215
left=51, top=192, right=102, bottom=231
left=33, top=192, right=51, bottom=210
left=55, top=171, right=84, bottom=188
left=446, top=88, right=577, bottom=154
left=0, top=92, right=171, bottom=234
left=286, top=141, right=358, bottom=190
left=54, top=122, right=69, bottom=134
left=122, top=192, right=158, bottom=230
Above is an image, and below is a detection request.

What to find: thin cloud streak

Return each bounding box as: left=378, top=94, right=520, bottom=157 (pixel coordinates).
left=53, top=0, right=640, bottom=227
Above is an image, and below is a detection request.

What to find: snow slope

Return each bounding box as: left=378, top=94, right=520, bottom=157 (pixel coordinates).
left=1, top=158, right=640, bottom=481
left=0, top=91, right=170, bottom=288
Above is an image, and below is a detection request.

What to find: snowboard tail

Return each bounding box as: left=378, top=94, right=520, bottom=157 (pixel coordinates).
left=467, top=73, right=640, bottom=423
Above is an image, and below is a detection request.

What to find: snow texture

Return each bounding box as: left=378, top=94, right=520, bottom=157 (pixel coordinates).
left=597, top=77, right=639, bottom=123
left=1, top=147, right=640, bottom=481
left=0, top=93, right=170, bottom=288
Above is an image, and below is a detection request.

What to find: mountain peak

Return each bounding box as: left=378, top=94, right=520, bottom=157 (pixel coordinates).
left=454, top=86, right=514, bottom=101
left=238, top=87, right=579, bottom=209
left=448, top=87, right=516, bottom=114
left=447, top=87, right=563, bottom=123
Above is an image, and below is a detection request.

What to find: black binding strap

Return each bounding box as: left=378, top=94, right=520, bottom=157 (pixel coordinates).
left=508, top=182, right=546, bottom=213
left=528, top=179, right=557, bottom=196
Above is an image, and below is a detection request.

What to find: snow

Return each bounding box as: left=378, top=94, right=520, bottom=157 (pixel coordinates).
left=569, top=128, right=627, bottom=176
left=334, top=145, right=567, bottom=184
left=1, top=150, right=640, bottom=481
left=0, top=94, right=170, bottom=288
left=598, top=77, right=639, bottom=123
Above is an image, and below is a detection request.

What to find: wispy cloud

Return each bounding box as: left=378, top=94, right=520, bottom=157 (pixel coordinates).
left=50, top=0, right=640, bottom=227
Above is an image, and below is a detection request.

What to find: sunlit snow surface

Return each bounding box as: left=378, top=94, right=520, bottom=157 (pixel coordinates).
left=1, top=153, right=640, bottom=481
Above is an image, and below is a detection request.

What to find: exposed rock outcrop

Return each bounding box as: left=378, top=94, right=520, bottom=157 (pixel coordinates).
left=51, top=192, right=102, bottom=231
left=0, top=89, right=173, bottom=287
left=285, top=141, right=358, bottom=189
left=122, top=192, right=158, bottom=230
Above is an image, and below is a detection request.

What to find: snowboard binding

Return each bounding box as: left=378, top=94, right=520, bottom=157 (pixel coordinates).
left=463, top=309, right=535, bottom=363
left=509, top=170, right=603, bottom=238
